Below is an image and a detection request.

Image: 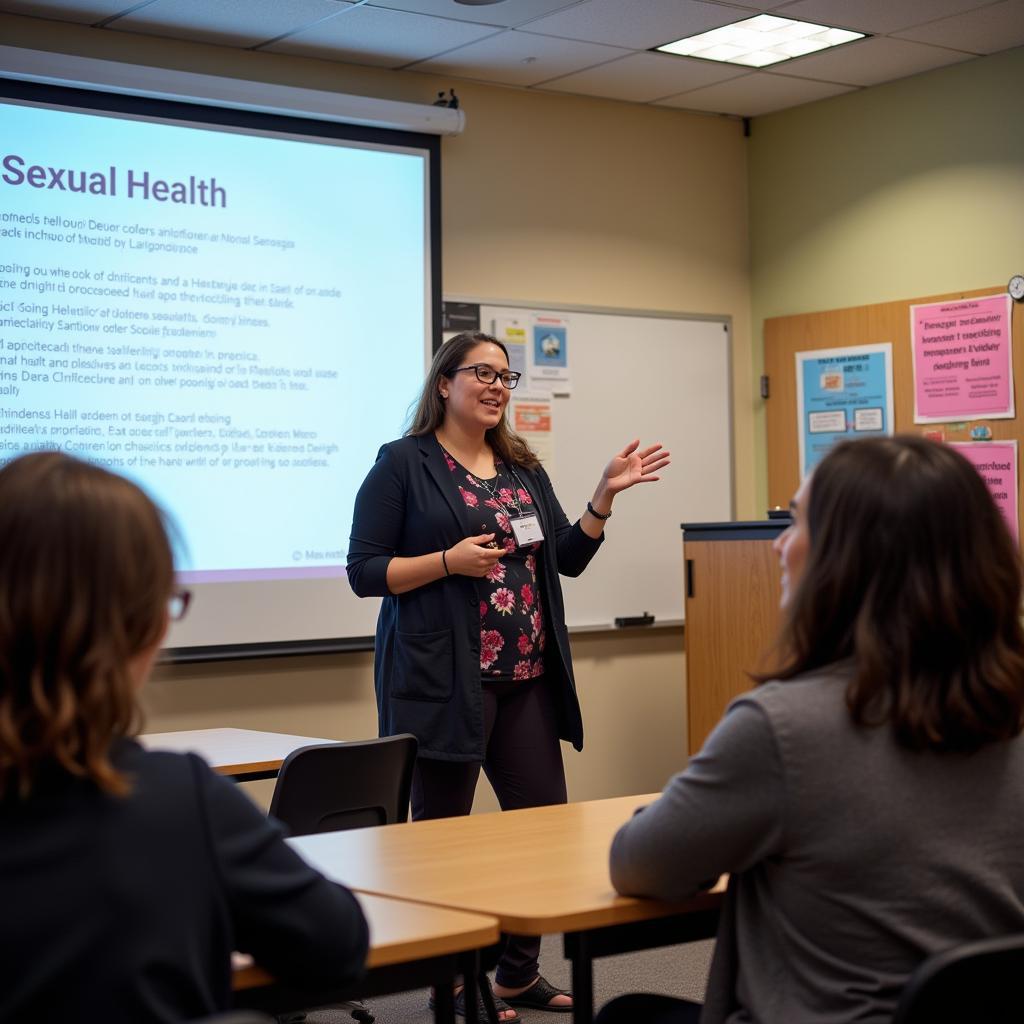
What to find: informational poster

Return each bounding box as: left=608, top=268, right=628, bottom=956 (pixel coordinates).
left=796, top=343, right=894, bottom=478
left=494, top=316, right=528, bottom=376
left=911, top=293, right=1013, bottom=422
left=529, top=313, right=571, bottom=394
left=952, top=440, right=1019, bottom=542
left=511, top=396, right=554, bottom=470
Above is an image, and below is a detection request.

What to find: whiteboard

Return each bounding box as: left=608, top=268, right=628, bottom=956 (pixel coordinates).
left=474, top=301, right=734, bottom=630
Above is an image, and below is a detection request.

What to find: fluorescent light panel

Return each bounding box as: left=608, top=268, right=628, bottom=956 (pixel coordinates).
left=656, top=14, right=864, bottom=68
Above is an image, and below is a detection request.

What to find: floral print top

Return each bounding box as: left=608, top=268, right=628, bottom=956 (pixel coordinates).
left=443, top=448, right=546, bottom=683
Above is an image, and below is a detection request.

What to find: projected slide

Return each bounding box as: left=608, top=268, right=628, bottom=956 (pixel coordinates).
left=0, top=97, right=428, bottom=597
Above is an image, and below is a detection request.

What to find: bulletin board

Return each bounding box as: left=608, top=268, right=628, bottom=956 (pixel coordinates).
left=764, top=285, right=1024, bottom=531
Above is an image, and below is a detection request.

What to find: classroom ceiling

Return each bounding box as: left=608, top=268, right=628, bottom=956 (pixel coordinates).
left=4, top=0, right=1024, bottom=117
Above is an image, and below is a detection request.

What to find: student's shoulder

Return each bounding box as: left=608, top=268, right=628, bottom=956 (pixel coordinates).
left=115, top=739, right=234, bottom=804
left=735, top=662, right=854, bottom=733
left=101, top=742, right=232, bottom=842
left=115, top=738, right=195, bottom=778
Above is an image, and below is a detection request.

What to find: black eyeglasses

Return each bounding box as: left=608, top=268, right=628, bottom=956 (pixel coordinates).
left=451, top=364, right=521, bottom=389
left=168, top=588, right=192, bottom=622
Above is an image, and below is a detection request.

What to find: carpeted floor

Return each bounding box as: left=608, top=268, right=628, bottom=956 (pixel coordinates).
left=299, top=934, right=714, bottom=1024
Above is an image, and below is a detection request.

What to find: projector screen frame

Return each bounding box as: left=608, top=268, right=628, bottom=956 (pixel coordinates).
left=0, top=76, right=442, bottom=664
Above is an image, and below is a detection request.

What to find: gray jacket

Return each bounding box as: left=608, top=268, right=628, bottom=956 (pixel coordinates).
left=610, top=663, right=1024, bottom=1023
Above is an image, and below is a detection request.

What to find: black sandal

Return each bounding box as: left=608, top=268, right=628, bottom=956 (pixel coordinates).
left=503, top=975, right=572, bottom=1013
left=428, top=985, right=522, bottom=1023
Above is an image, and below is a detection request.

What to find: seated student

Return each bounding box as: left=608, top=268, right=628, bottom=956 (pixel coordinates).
left=0, top=452, right=369, bottom=1023
left=600, top=435, right=1024, bottom=1024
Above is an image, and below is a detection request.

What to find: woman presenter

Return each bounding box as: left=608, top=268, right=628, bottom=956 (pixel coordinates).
left=348, top=331, right=668, bottom=1019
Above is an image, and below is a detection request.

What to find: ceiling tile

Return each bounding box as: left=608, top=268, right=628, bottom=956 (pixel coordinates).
left=265, top=5, right=500, bottom=67
left=524, top=0, right=748, bottom=50
left=365, top=0, right=583, bottom=29
left=892, top=0, right=1024, bottom=55
left=773, top=0, right=998, bottom=35
left=775, top=35, right=975, bottom=87
left=108, top=0, right=343, bottom=47
left=412, top=30, right=628, bottom=88
left=657, top=69, right=855, bottom=116
left=0, top=0, right=140, bottom=23
left=541, top=49, right=746, bottom=102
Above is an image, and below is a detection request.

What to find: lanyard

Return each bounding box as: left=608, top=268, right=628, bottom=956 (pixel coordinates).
left=472, top=464, right=529, bottom=520
left=472, top=463, right=544, bottom=548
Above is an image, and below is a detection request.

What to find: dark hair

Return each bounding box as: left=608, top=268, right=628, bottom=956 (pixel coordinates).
left=762, top=435, right=1024, bottom=753
left=0, top=452, right=174, bottom=797
left=406, top=331, right=540, bottom=469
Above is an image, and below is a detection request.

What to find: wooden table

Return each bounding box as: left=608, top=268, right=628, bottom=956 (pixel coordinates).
left=139, top=727, right=333, bottom=781
left=234, top=892, right=501, bottom=1024
left=289, top=795, right=724, bottom=1024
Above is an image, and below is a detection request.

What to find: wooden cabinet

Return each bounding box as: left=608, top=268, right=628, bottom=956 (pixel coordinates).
left=683, top=521, right=788, bottom=754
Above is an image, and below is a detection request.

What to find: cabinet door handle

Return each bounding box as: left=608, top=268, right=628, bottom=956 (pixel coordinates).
left=686, top=558, right=694, bottom=598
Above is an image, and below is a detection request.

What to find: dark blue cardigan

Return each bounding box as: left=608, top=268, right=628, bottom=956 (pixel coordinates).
left=347, top=433, right=603, bottom=761
left=0, top=740, right=368, bottom=1021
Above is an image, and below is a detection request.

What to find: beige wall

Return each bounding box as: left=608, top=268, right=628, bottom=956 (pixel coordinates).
left=748, top=45, right=1024, bottom=509
left=1, top=14, right=756, bottom=804
left=146, top=628, right=688, bottom=810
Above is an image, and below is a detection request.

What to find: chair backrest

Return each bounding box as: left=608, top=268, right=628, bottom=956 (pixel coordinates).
left=268, top=735, right=417, bottom=836
left=892, top=933, right=1024, bottom=1024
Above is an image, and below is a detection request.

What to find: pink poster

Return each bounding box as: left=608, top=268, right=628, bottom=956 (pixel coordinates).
left=911, top=294, right=1013, bottom=423
left=952, top=441, right=1019, bottom=542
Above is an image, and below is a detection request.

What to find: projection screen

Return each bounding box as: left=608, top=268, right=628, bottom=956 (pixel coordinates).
left=0, top=79, right=440, bottom=660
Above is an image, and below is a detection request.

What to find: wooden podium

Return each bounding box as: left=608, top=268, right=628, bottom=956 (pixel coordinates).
left=682, top=520, right=789, bottom=754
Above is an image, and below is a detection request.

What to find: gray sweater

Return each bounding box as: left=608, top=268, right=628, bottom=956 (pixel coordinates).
left=609, top=663, right=1024, bottom=1023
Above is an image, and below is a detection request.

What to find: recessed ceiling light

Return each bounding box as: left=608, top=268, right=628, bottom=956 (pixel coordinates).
left=654, top=14, right=865, bottom=68
left=454, top=0, right=508, bottom=6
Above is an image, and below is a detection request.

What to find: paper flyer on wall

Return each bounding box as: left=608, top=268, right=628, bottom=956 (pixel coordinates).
left=528, top=314, right=571, bottom=395
left=911, top=293, right=1013, bottom=423
left=493, top=316, right=528, bottom=377
left=511, top=396, right=554, bottom=472
left=951, top=440, right=1019, bottom=542
left=796, top=343, right=894, bottom=478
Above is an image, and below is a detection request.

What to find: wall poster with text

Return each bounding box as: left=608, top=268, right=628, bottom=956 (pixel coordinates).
left=511, top=396, right=554, bottom=471
left=951, top=440, right=1019, bottom=543
left=796, top=343, right=894, bottom=478
left=494, top=316, right=528, bottom=376
left=911, top=293, right=1013, bottom=423
left=529, top=314, right=571, bottom=395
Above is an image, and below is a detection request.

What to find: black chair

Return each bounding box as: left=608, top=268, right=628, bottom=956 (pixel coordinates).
left=892, top=933, right=1024, bottom=1024
left=268, top=735, right=418, bottom=1024
left=268, top=735, right=417, bottom=835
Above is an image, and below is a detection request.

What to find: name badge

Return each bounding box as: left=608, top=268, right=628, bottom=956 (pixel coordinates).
left=510, top=513, right=544, bottom=547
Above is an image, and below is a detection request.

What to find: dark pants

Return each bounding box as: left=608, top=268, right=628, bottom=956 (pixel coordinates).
left=595, top=994, right=703, bottom=1024
left=411, top=677, right=567, bottom=988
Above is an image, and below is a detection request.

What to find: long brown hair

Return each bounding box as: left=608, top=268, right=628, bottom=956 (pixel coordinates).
left=763, top=435, right=1024, bottom=753
left=407, top=332, right=540, bottom=469
left=0, top=452, right=174, bottom=797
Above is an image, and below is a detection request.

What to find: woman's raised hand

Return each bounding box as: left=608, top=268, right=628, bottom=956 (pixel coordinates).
left=600, top=439, right=670, bottom=496
left=445, top=533, right=505, bottom=577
